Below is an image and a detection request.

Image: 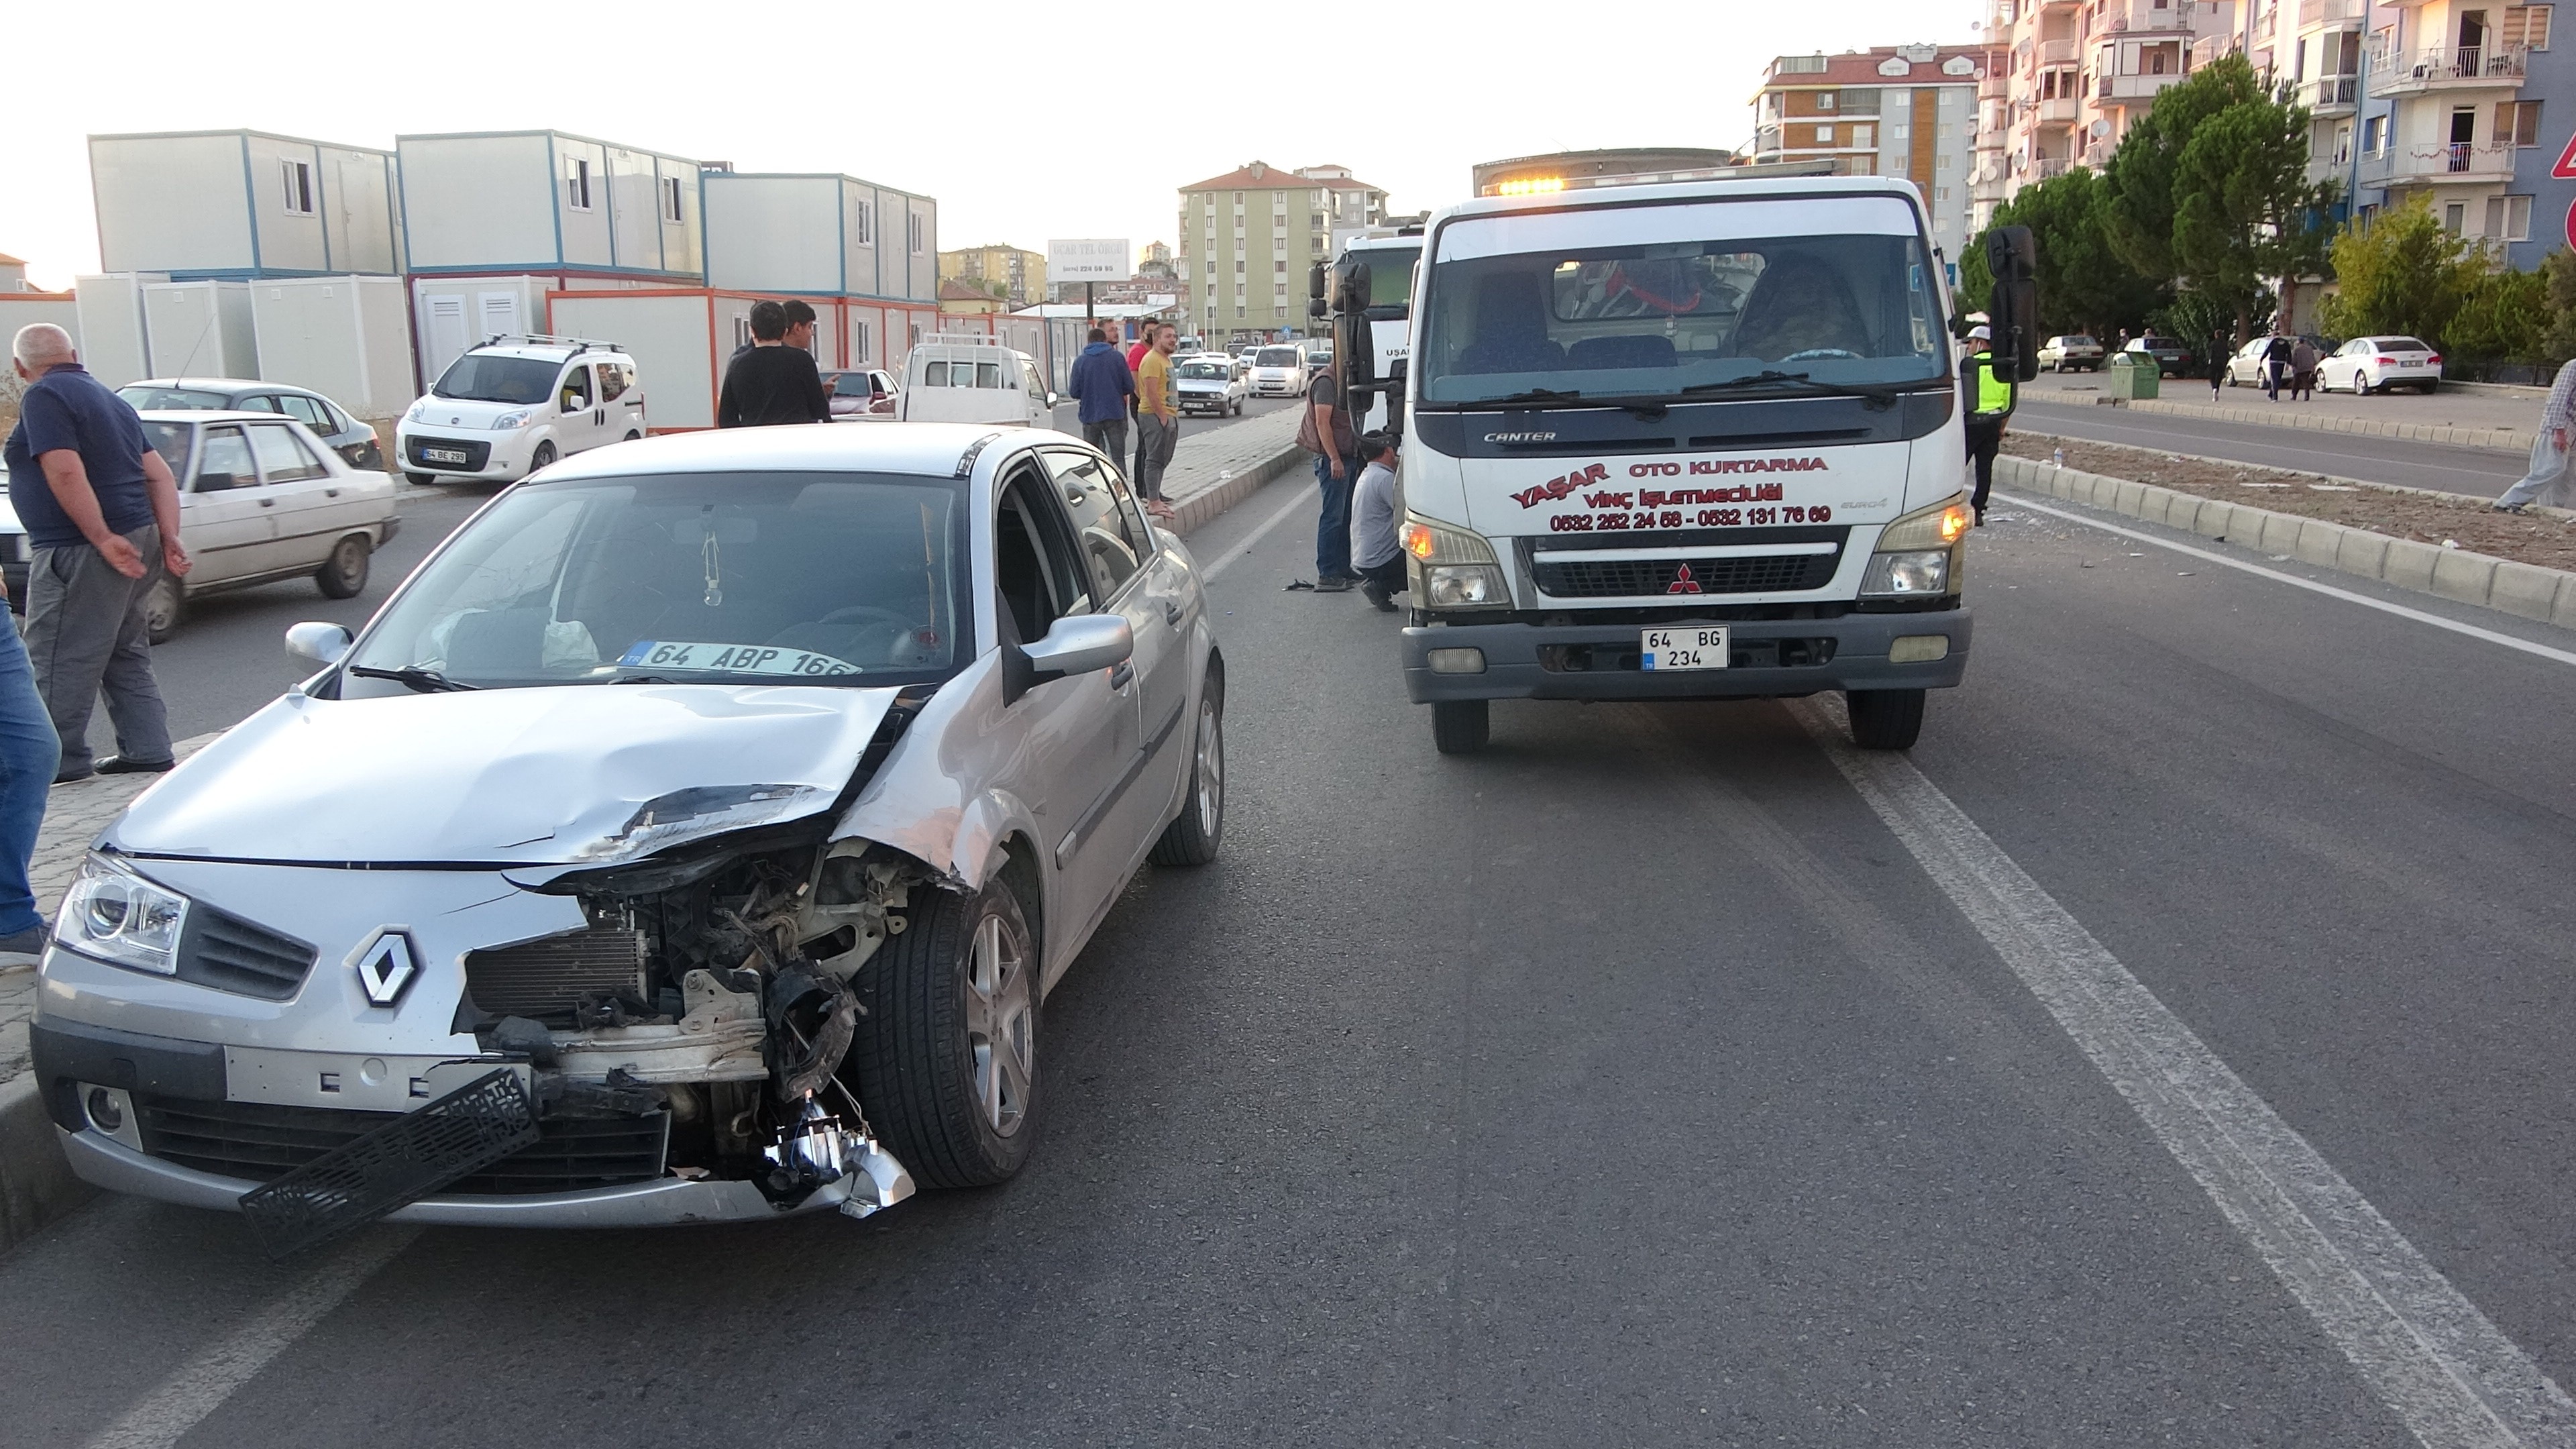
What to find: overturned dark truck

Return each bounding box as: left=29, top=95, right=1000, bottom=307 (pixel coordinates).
left=29, top=423, right=1228, bottom=1253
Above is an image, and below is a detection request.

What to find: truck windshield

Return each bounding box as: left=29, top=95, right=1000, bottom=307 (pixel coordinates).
left=1350, top=244, right=1419, bottom=317
left=1414, top=197, right=1944, bottom=408
left=433, top=354, right=561, bottom=405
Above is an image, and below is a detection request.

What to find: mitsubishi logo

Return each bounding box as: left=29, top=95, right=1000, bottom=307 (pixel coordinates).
left=348, top=927, right=421, bottom=1008
left=1666, top=564, right=1704, bottom=596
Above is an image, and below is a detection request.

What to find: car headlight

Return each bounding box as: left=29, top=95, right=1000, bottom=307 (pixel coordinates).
left=491, top=410, right=534, bottom=431
left=404, top=400, right=427, bottom=423
left=1402, top=516, right=1510, bottom=612
left=56, top=853, right=189, bottom=976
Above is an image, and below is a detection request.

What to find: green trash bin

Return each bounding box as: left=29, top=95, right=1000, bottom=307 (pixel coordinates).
left=2104, top=352, right=2162, bottom=400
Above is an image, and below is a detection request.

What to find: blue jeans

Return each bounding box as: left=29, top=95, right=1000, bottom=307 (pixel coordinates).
left=1314, top=453, right=1358, bottom=580
left=0, top=621, right=62, bottom=935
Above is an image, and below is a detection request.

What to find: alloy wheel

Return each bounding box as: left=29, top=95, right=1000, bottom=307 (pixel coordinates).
left=963, top=912, right=1034, bottom=1137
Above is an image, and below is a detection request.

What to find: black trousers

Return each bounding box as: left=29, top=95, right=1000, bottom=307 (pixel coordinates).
left=1965, top=421, right=2004, bottom=511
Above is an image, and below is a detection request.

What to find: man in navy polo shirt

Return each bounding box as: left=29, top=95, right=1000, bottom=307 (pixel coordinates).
left=5, top=323, right=191, bottom=788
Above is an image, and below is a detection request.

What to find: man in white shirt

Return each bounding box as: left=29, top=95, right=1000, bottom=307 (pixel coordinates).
left=1348, top=432, right=1405, bottom=612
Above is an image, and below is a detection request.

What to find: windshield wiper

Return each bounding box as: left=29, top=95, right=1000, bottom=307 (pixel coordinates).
left=1678, top=371, right=1904, bottom=409
left=1475, top=387, right=1588, bottom=408
left=347, top=665, right=478, bottom=693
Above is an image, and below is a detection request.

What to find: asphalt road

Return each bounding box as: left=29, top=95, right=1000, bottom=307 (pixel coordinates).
left=2013, top=396, right=2530, bottom=498
left=7, top=468, right=2576, bottom=1447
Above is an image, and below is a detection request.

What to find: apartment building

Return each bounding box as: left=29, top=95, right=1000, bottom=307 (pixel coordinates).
left=939, top=243, right=1046, bottom=307
left=1177, top=162, right=1387, bottom=340
left=1753, top=46, right=1988, bottom=254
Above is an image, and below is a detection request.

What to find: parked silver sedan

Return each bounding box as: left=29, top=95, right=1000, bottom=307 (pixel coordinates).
left=30, top=423, right=1224, bottom=1246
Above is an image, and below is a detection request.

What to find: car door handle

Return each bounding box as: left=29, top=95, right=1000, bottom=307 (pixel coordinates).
left=1162, top=600, right=1183, bottom=627
left=1108, top=661, right=1134, bottom=690
left=324, top=488, right=340, bottom=497
left=258, top=498, right=275, bottom=507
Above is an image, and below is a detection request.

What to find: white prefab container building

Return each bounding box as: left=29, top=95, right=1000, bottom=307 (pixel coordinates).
left=72, top=274, right=166, bottom=388
left=250, top=276, right=416, bottom=421
left=144, top=280, right=258, bottom=379
left=701, top=172, right=937, bottom=303
left=0, top=292, right=81, bottom=358
left=88, top=131, right=402, bottom=280
left=397, top=131, right=704, bottom=281
left=411, top=275, right=551, bottom=388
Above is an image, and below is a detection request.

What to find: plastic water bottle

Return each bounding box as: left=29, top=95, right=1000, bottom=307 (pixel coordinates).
left=2053, top=447, right=2066, bottom=468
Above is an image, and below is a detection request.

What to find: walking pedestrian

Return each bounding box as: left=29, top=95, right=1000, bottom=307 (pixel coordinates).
left=5, top=323, right=186, bottom=788
left=1961, top=324, right=2014, bottom=526
left=1132, top=325, right=1180, bottom=519
left=718, top=301, right=830, bottom=427
left=2263, top=330, right=2294, bottom=400
left=2206, top=329, right=2232, bottom=398
left=2494, top=356, right=2576, bottom=512
left=1348, top=431, right=1406, bottom=612
left=1298, top=354, right=1365, bottom=590
left=2290, top=337, right=2320, bottom=401
left=1067, top=326, right=1136, bottom=463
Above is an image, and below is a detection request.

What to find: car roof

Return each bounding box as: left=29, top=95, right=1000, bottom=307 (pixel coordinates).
left=537, top=422, right=1073, bottom=484
left=133, top=409, right=313, bottom=425
left=124, top=377, right=320, bottom=396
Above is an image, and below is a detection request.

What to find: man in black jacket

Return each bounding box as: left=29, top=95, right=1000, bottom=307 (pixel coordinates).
left=718, top=301, right=830, bottom=427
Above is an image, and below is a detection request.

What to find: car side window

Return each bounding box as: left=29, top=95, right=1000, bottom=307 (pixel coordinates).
left=279, top=395, right=332, bottom=431
left=241, top=394, right=282, bottom=413
left=599, top=364, right=629, bottom=402
left=246, top=423, right=329, bottom=482
left=994, top=467, right=1091, bottom=646
left=977, top=362, right=1004, bottom=389
left=561, top=366, right=594, bottom=411
left=1041, top=451, right=1148, bottom=601
left=196, top=426, right=256, bottom=492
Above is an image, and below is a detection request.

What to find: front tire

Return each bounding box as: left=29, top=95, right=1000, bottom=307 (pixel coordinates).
left=1431, top=698, right=1489, bottom=755
left=1846, top=688, right=1925, bottom=750
left=527, top=440, right=557, bottom=476
left=404, top=470, right=435, bottom=486
left=1150, top=670, right=1225, bottom=866
left=849, top=874, right=1040, bottom=1189
left=315, top=535, right=370, bottom=599
left=142, top=575, right=183, bottom=645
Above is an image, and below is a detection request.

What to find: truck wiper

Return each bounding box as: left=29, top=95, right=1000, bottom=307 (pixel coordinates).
left=1474, top=387, right=1587, bottom=408
left=1677, top=372, right=1904, bottom=409
left=347, top=665, right=479, bottom=693
left=1452, top=386, right=1674, bottom=420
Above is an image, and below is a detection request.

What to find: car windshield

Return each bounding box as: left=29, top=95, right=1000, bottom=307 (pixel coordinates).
left=118, top=386, right=231, bottom=411
left=2063, top=336, right=2096, bottom=346
left=1256, top=348, right=1299, bottom=366
left=832, top=373, right=873, bottom=396
left=141, top=421, right=191, bottom=470
left=1415, top=196, right=1943, bottom=407
left=343, top=472, right=971, bottom=692
left=433, top=354, right=560, bottom=404
left=1178, top=361, right=1231, bottom=380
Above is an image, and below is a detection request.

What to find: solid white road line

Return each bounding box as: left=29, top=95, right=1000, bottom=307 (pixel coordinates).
left=1786, top=695, right=2576, bottom=1449
left=1999, top=490, right=2576, bottom=669
left=82, top=1226, right=419, bottom=1449
left=1201, top=486, right=1312, bottom=585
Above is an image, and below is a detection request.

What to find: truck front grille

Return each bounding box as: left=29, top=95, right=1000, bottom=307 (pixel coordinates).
left=136, top=1094, right=669, bottom=1195
left=464, top=926, right=647, bottom=1023
left=1524, top=525, right=1849, bottom=600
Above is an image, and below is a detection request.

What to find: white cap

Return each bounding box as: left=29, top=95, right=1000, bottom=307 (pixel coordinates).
left=1967, top=325, right=1992, bottom=341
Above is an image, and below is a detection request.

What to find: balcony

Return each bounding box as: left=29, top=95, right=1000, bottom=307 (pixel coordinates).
left=2098, top=70, right=2186, bottom=103
left=2299, top=74, right=2360, bottom=111
left=2037, top=95, right=2081, bottom=122
left=2367, top=44, right=2530, bottom=95
left=2357, top=142, right=2519, bottom=186
left=2297, top=0, right=2367, bottom=27
left=2035, top=157, right=2076, bottom=179
left=2038, top=38, right=2078, bottom=64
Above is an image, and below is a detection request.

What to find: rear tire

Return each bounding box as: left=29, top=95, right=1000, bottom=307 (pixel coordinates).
left=1846, top=688, right=1925, bottom=751
left=142, top=575, right=183, bottom=645
left=1149, top=669, right=1224, bottom=866
left=849, top=873, right=1040, bottom=1189
left=1431, top=699, right=1490, bottom=755
left=315, top=535, right=370, bottom=600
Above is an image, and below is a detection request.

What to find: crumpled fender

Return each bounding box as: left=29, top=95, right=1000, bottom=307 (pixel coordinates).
left=828, top=650, right=1044, bottom=908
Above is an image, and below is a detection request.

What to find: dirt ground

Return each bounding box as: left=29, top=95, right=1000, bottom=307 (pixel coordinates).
left=2003, top=431, right=2576, bottom=573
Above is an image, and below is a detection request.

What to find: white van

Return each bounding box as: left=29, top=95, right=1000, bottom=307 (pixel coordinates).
left=396, top=336, right=643, bottom=485
left=897, top=341, right=1055, bottom=426
left=1248, top=343, right=1311, bottom=398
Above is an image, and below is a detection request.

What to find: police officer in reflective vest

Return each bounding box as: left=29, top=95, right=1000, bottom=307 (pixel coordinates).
left=1962, top=324, right=2015, bottom=526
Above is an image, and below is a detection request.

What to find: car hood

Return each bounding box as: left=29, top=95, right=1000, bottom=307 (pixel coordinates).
left=409, top=397, right=540, bottom=429
left=109, top=683, right=902, bottom=866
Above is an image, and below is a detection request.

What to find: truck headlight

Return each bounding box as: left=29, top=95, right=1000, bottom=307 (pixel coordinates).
left=1861, top=494, right=1970, bottom=599
left=56, top=853, right=189, bottom=977
left=1403, top=515, right=1511, bottom=612
left=491, top=410, right=534, bottom=431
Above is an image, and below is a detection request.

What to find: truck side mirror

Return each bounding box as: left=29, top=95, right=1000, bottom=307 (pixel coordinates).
left=1309, top=264, right=1327, bottom=301
left=1984, top=225, right=2041, bottom=385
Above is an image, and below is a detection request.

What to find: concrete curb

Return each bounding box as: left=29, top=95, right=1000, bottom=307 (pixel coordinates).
left=1996, top=454, right=2576, bottom=631
left=2109, top=396, right=2533, bottom=455
left=0, top=1073, right=89, bottom=1255
left=1169, top=441, right=1308, bottom=537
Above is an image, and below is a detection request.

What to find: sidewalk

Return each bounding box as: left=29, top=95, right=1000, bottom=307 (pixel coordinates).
left=2020, top=372, right=2540, bottom=453
left=1153, top=408, right=1308, bottom=534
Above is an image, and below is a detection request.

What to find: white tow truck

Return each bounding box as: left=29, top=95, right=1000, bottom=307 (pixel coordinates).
left=1371, top=174, right=2035, bottom=755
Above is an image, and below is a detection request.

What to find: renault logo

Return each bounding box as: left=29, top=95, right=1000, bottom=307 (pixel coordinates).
left=348, top=927, right=421, bottom=1008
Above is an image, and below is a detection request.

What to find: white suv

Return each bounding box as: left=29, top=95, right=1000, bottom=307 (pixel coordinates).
left=398, top=336, right=644, bottom=485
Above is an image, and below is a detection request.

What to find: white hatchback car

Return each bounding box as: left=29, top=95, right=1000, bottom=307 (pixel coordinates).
left=0, top=411, right=399, bottom=642
left=31, top=423, right=1224, bottom=1245
left=398, top=337, right=644, bottom=486
left=2319, top=335, right=2444, bottom=394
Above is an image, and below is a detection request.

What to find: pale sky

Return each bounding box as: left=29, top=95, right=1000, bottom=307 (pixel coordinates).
left=5, top=0, right=1980, bottom=290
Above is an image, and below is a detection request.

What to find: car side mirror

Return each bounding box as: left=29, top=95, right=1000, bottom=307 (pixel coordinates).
left=1002, top=613, right=1133, bottom=706
left=564, top=395, right=587, bottom=414
left=285, top=621, right=353, bottom=666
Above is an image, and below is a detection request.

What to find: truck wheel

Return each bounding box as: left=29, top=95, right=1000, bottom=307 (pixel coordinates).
left=849, top=873, right=1040, bottom=1189
left=1431, top=699, right=1490, bottom=755
left=1845, top=689, right=1925, bottom=751
left=315, top=535, right=371, bottom=599
left=1149, top=671, right=1224, bottom=866
left=142, top=576, right=184, bottom=645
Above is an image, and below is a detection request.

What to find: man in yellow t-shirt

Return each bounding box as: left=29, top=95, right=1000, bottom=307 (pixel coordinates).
left=1133, top=325, right=1179, bottom=517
